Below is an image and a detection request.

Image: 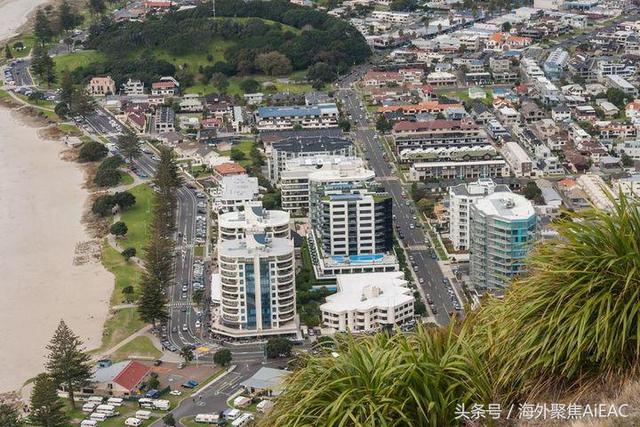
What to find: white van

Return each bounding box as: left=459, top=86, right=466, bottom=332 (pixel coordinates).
left=124, top=417, right=143, bottom=426
left=80, top=420, right=97, bottom=427
left=106, top=397, right=123, bottom=406
left=138, top=398, right=154, bottom=409
left=82, top=402, right=97, bottom=413
left=135, top=410, right=152, bottom=420
left=87, top=396, right=104, bottom=404
left=195, top=413, right=221, bottom=424
left=232, top=413, right=254, bottom=427
left=89, top=412, right=107, bottom=422
left=152, top=399, right=170, bottom=411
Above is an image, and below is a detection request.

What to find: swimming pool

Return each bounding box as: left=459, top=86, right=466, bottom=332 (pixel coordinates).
left=331, top=254, right=385, bottom=264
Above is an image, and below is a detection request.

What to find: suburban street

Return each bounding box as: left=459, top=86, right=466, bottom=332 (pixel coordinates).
left=335, top=73, right=458, bottom=325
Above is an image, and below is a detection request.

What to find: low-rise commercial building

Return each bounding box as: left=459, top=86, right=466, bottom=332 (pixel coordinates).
left=212, top=174, right=260, bottom=213
left=255, top=103, right=339, bottom=131
left=321, top=272, right=414, bottom=333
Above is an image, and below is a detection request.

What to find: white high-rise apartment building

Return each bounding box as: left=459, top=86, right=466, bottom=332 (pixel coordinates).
left=216, top=233, right=297, bottom=337
left=218, top=201, right=290, bottom=242
left=448, top=179, right=510, bottom=251
left=470, top=193, right=537, bottom=290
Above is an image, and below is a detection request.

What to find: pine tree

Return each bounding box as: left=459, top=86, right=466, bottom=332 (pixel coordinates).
left=88, top=0, right=106, bottom=17
left=30, top=374, right=68, bottom=427
left=0, top=403, right=21, bottom=427
left=45, top=320, right=93, bottom=409
left=58, top=0, right=78, bottom=34
left=31, top=44, right=55, bottom=85
left=60, top=70, right=74, bottom=106
left=4, top=45, right=12, bottom=60
left=137, top=272, right=169, bottom=327
left=153, top=147, right=182, bottom=234
left=116, top=131, right=141, bottom=163
left=34, top=8, right=52, bottom=45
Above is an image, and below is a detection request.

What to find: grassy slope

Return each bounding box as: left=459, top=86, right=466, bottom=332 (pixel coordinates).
left=101, top=242, right=142, bottom=305
left=53, top=49, right=105, bottom=76
left=111, top=335, right=162, bottom=361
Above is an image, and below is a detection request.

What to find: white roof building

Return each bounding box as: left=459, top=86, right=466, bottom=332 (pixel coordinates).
left=218, top=201, right=290, bottom=241
left=321, top=272, right=414, bottom=333
left=212, top=174, right=259, bottom=213
left=577, top=173, right=616, bottom=210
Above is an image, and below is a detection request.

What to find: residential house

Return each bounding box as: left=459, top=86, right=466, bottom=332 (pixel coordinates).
left=179, top=94, right=203, bottom=112
left=154, top=106, right=175, bottom=133
left=87, top=76, right=116, bottom=96
left=521, top=101, right=546, bottom=124
left=151, top=76, right=180, bottom=96
left=89, top=361, right=151, bottom=397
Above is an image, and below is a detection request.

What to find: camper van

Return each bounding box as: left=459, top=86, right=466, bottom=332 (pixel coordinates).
left=138, top=398, right=154, bottom=409
left=87, top=396, right=104, bottom=403
left=82, top=402, right=97, bottom=413
left=195, top=413, right=221, bottom=424
left=80, top=420, right=97, bottom=427
left=124, top=417, right=143, bottom=426
left=231, top=413, right=254, bottom=427
left=89, top=412, right=107, bottom=422
left=106, top=397, right=123, bottom=406
left=135, top=410, right=152, bottom=420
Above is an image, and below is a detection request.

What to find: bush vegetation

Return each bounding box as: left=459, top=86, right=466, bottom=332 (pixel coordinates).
left=264, top=195, right=640, bottom=425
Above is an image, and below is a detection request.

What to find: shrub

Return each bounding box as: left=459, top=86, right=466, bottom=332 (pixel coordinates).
left=78, top=140, right=107, bottom=162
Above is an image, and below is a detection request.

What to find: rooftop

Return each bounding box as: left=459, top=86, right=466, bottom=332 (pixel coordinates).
left=272, top=136, right=352, bottom=154
left=474, top=192, right=535, bottom=220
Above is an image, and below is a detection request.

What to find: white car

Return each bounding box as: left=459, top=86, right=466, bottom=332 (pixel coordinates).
left=169, top=390, right=182, bottom=396
left=195, top=321, right=201, bottom=328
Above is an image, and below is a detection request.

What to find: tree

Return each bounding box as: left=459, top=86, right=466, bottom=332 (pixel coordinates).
left=88, top=0, right=106, bottom=17
left=4, top=44, right=12, bottom=60
left=266, top=338, right=293, bottom=359
left=45, top=320, right=93, bottom=409
left=54, top=102, right=70, bottom=118
left=375, top=115, right=393, bottom=132
left=390, top=0, right=416, bottom=11
left=338, top=118, right=351, bottom=132
left=239, top=78, right=260, bottom=93
left=137, top=273, right=169, bottom=327
left=122, top=285, right=135, bottom=302
left=192, top=288, right=205, bottom=307
left=92, top=194, right=116, bottom=216
left=69, top=89, right=95, bottom=116
left=606, top=87, right=626, bottom=108
left=0, top=403, right=21, bottom=427
left=113, top=191, right=136, bottom=209
left=60, top=70, right=75, bottom=105
left=34, top=8, right=53, bottom=45
left=121, top=247, right=137, bottom=260
left=110, top=221, right=128, bottom=236
left=31, top=44, right=56, bottom=86
left=621, top=152, right=634, bottom=167
left=78, top=140, right=108, bottom=162
left=523, top=181, right=543, bottom=204
left=163, top=413, right=176, bottom=426
left=58, top=0, right=80, bottom=34
left=28, top=91, right=45, bottom=104
left=147, top=376, right=160, bottom=390
left=307, top=62, right=336, bottom=85
left=211, top=73, right=229, bottom=92
left=180, top=346, right=194, bottom=363
left=230, top=147, right=246, bottom=161
left=255, top=51, right=292, bottom=76
left=213, top=349, right=232, bottom=367
left=116, top=132, right=141, bottom=163
left=94, top=167, right=121, bottom=187
left=502, top=22, right=512, bottom=32
left=30, top=374, right=67, bottom=426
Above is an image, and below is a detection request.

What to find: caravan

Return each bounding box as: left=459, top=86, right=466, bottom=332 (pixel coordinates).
left=231, top=413, right=254, bottom=427
left=135, top=410, right=152, bottom=420
left=82, top=402, right=97, bottom=413
left=152, top=399, right=170, bottom=411
left=138, top=398, right=154, bottom=409
left=80, top=420, right=97, bottom=427
left=124, top=418, right=143, bottom=426
left=106, top=397, right=123, bottom=406
left=89, top=412, right=107, bottom=422
left=195, top=413, right=222, bottom=424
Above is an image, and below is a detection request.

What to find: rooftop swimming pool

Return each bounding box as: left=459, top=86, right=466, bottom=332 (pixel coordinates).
left=330, top=254, right=385, bottom=264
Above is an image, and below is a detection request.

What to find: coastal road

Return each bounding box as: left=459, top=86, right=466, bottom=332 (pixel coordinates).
left=335, top=84, right=458, bottom=325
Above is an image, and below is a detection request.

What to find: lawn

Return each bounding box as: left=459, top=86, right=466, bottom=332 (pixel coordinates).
left=185, top=74, right=319, bottom=97
left=6, top=35, right=35, bottom=58
left=101, top=241, right=142, bottom=305
left=119, top=183, right=155, bottom=255
left=65, top=400, right=160, bottom=426
left=0, top=89, right=9, bottom=98
left=119, top=171, right=135, bottom=185
left=99, top=307, right=145, bottom=353
left=216, top=139, right=255, bottom=167
left=194, top=246, right=204, bottom=257
left=154, top=38, right=235, bottom=71
left=111, top=336, right=162, bottom=361
left=53, top=50, right=105, bottom=77
left=58, top=123, right=82, bottom=136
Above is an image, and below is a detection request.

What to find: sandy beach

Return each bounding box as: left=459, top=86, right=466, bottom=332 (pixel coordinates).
left=0, top=0, right=51, bottom=41
left=0, top=108, right=113, bottom=393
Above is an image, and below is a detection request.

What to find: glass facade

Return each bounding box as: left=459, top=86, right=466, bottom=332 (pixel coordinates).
left=245, top=263, right=256, bottom=328
left=260, top=261, right=272, bottom=329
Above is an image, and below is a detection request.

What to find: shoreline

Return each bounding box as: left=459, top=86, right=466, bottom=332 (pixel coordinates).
left=0, top=102, right=114, bottom=395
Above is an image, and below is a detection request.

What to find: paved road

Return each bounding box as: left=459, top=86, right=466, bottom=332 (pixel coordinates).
left=5, top=58, right=33, bottom=86
left=335, top=73, right=458, bottom=325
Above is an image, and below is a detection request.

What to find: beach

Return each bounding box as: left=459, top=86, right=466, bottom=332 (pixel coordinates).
left=0, top=0, right=51, bottom=41
left=0, top=108, right=113, bottom=393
